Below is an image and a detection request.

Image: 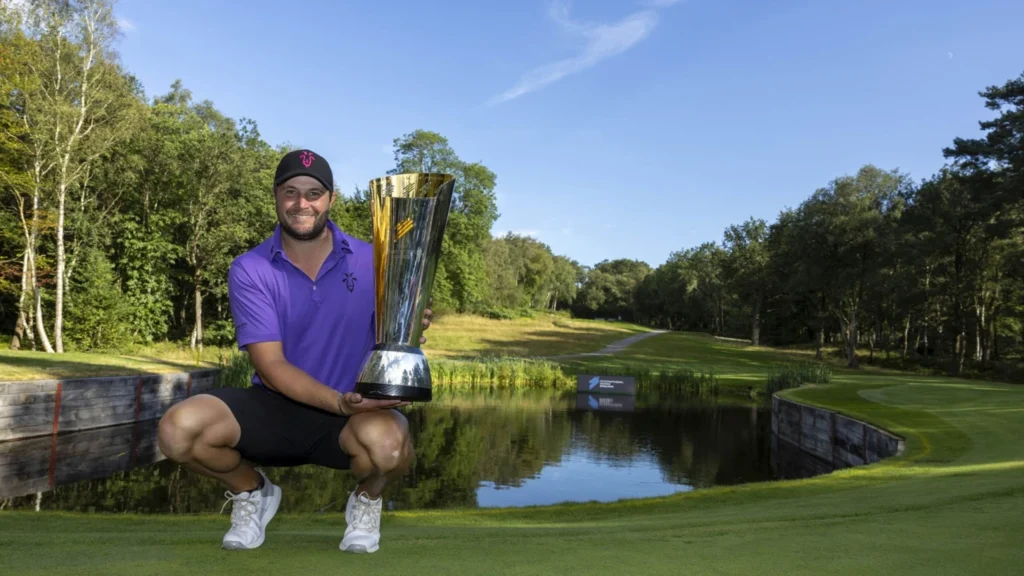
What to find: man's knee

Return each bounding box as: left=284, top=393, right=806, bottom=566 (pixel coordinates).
left=347, top=410, right=413, bottom=472
left=157, top=395, right=235, bottom=463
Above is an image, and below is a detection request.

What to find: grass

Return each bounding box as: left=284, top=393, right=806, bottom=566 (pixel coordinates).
left=2, top=335, right=1023, bottom=574
left=0, top=314, right=645, bottom=382
left=562, top=331, right=828, bottom=397
left=421, top=312, right=650, bottom=359
left=0, top=347, right=222, bottom=381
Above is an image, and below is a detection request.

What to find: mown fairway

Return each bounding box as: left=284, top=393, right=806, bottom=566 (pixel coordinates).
left=2, top=331, right=1021, bottom=575
left=420, top=313, right=650, bottom=359
left=563, top=330, right=820, bottom=394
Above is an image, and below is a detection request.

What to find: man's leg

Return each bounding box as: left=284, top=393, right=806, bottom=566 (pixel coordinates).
left=157, top=395, right=261, bottom=492
left=157, top=392, right=282, bottom=550
left=337, top=408, right=414, bottom=553
left=340, top=408, right=415, bottom=497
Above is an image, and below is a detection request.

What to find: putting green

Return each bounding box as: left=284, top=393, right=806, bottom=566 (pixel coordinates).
left=2, top=368, right=1022, bottom=574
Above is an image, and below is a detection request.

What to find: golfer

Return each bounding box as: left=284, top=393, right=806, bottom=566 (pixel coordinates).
left=157, top=149, right=428, bottom=554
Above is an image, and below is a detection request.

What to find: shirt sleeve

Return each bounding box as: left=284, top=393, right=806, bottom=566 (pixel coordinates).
left=227, top=260, right=281, bottom=349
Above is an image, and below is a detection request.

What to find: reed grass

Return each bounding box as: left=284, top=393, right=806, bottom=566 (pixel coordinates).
left=214, top=352, right=720, bottom=399
left=765, top=362, right=833, bottom=395
left=431, top=357, right=573, bottom=390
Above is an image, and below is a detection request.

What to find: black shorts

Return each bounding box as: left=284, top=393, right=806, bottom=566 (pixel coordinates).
left=202, top=386, right=352, bottom=470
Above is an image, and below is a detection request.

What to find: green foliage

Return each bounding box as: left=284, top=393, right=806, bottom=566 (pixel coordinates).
left=63, top=248, right=133, bottom=352
left=482, top=233, right=579, bottom=312
left=432, top=357, right=574, bottom=390
left=217, top=350, right=256, bottom=389
left=624, top=363, right=721, bottom=399
left=573, top=258, right=652, bottom=321
left=636, top=242, right=731, bottom=334
left=113, top=217, right=179, bottom=344
left=765, top=363, right=833, bottom=396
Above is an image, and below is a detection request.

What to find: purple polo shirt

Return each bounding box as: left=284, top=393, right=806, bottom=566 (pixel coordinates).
left=226, top=219, right=375, bottom=394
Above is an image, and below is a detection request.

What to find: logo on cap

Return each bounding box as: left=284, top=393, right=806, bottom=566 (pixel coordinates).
left=300, top=151, right=315, bottom=168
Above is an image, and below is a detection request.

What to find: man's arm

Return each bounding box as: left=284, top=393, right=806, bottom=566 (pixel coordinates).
left=246, top=341, right=344, bottom=413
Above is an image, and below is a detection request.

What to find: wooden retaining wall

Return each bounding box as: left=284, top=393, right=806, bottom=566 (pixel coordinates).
left=0, top=370, right=219, bottom=443
left=0, top=418, right=164, bottom=499
left=771, top=394, right=904, bottom=471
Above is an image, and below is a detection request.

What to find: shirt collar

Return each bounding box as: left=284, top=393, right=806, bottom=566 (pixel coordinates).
left=269, top=219, right=353, bottom=261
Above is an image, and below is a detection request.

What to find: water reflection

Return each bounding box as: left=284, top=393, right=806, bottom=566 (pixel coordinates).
left=1, top=389, right=791, bottom=514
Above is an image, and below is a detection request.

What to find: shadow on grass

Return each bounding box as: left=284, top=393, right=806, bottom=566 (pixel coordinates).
left=445, top=327, right=649, bottom=359
left=0, top=351, right=212, bottom=382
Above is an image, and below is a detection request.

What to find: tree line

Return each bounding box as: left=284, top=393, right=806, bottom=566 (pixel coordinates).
left=2, top=1, right=1022, bottom=382
left=597, top=72, right=1024, bottom=379
left=0, top=0, right=580, bottom=353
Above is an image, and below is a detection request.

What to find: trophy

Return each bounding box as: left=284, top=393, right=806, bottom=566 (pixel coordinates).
left=354, top=173, right=455, bottom=402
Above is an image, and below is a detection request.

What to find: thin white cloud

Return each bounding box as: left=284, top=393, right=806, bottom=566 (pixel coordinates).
left=645, top=0, right=684, bottom=7
left=117, top=17, right=135, bottom=32
left=487, top=2, right=669, bottom=106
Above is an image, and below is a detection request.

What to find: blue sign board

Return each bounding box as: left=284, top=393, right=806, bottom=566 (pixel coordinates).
left=576, top=374, right=636, bottom=396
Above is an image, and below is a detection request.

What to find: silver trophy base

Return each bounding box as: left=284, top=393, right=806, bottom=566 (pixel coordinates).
left=354, top=344, right=432, bottom=402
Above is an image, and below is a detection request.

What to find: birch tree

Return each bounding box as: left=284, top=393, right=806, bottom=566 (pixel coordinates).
left=0, top=6, right=53, bottom=352
left=22, top=0, right=140, bottom=352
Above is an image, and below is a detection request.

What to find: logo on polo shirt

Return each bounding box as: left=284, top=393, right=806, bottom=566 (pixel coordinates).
left=343, top=272, right=357, bottom=292
left=395, top=217, right=414, bottom=240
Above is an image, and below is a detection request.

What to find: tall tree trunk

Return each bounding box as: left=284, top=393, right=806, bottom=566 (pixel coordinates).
left=846, top=315, right=858, bottom=368
left=977, top=299, right=986, bottom=364
left=991, top=307, right=1000, bottom=361
left=815, top=318, right=825, bottom=361
left=903, top=315, right=911, bottom=360
left=29, top=184, right=53, bottom=353
left=973, top=295, right=981, bottom=362
left=190, top=275, right=203, bottom=353
left=751, top=298, right=761, bottom=346
left=955, top=315, right=967, bottom=376
left=10, top=252, right=30, bottom=350
left=34, top=286, right=54, bottom=353
left=921, top=270, right=931, bottom=356
left=54, top=183, right=67, bottom=354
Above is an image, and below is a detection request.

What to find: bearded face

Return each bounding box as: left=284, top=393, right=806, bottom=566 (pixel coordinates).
left=274, top=176, right=333, bottom=242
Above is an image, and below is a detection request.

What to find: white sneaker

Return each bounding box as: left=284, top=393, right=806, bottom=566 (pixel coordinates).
left=220, top=469, right=281, bottom=550
left=339, top=490, right=382, bottom=553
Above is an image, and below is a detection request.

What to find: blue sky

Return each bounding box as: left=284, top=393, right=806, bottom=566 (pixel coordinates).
left=111, top=0, right=1024, bottom=268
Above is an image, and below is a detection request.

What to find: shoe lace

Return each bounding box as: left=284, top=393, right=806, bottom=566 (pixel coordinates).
left=221, top=490, right=260, bottom=531
left=350, top=493, right=381, bottom=532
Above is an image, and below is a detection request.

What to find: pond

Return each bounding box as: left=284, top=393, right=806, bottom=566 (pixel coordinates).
left=0, top=388, right=814, bottom=514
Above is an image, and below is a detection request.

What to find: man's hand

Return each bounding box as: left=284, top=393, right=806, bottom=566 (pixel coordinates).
left=419, top=299, right=434, bottom=344
left=337, top=392, right=410, bottom=416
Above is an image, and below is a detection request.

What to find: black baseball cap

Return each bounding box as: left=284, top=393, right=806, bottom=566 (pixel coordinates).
left=274, top=149, right=334, bottom=192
